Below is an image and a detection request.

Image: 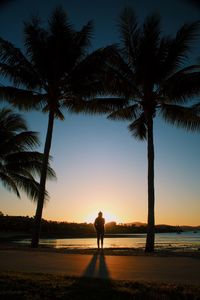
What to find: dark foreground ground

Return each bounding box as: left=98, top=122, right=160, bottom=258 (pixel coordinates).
left=0, top=272, right=200, bottom=300
left=1, top=244, right=200, bottom=299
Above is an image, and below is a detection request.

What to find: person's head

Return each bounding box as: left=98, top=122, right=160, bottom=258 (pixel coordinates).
left=98, top=211, right=103, bottom=217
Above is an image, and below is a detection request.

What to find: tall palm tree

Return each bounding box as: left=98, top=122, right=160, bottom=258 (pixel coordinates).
left=0, top=7, right=116, bottom=247
left=0, top=107, right=55, bottom=200
left=71, top=8, right=200, bottom=252
left=106, top=8, right=200, bottom=252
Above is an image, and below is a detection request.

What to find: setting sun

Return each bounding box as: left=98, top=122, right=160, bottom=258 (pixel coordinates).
left=85, top=211, right=120, bottom=224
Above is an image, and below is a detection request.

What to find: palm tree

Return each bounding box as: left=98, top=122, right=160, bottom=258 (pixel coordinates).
left=71, top=8, right=200, bottom=252
left=0, top=107, right=55, bottom=200
left=107, top=8, right=200, bottom=252
left=0, top=7, right=116, bottom=247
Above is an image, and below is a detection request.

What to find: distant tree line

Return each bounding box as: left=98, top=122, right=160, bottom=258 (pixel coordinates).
left=0, top=214, right=182, bottom=237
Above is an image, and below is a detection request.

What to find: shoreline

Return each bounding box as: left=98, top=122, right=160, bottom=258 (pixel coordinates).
left=1, top=230, right=200, bottom=257
left=1, top=242, right=200, bottom=258
left=0, top=232, right=147, bottom=240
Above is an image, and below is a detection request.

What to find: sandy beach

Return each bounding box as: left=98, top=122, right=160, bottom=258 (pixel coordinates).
left=0, top=246, right=200, bottom=285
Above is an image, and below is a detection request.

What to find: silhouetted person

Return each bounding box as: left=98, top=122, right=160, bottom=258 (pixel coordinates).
left=94, top=211, right=105, bottom=250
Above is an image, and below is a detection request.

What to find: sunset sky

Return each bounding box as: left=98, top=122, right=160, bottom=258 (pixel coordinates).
left=0, top=0, right=200, bottom=226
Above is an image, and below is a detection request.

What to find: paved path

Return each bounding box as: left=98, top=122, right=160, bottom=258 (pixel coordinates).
left=0, top=250, right=200, bottom=285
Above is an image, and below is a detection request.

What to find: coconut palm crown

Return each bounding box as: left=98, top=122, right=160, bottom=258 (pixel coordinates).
left=0, top=107, right=55, bottom=200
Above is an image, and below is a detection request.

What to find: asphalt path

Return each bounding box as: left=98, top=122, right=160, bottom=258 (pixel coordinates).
left=0, top=250, right=200, bottom=285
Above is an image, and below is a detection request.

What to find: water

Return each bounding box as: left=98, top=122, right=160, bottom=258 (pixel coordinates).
left=16, top=231, right=200, bottom=251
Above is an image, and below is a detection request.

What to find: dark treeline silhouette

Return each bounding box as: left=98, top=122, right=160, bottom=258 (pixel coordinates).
left=1, top=214, right=196, bottom=237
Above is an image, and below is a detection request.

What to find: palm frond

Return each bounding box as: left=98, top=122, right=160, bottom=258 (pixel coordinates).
left=48, top=6, right=76, bottom=78
left=0, top=86, right=45, bottom=110
left=42, top=103, right=65, bottom=120
left=70, top=44, right=141, bottom=98
left=128, top=114, right=147, bottom=140
left=5, top=151, right=56, bottom=179
left=0, top=38, right=40, bottom=89
left=162, top=69, right=200, bottom=103
left=160, top=103, right=200, bottom=131
left=0, top=172, right=20, bottom=197
left=24, top=16, right=48, bottom=77
left=4, top=131, right=39, bottom=152
left=155, top=36, right=172, bottom=80
left=102, top=48, right=141, bottom=97
left=119, top=7, right=139, bottom=65
left=191, top=102, right=200, bottom=115
left=54, top=108, right=65, bottom=120
left=74, top=20, right=93, bottom=59
left=48, top=6, right=74, bottom=36
left=142, top=13, right=161, bottom=49
left=68, top=46, right=116, bottom=95
left=0, top=107, right=27, bottom=133
left=8, top=166, right=36, bottom=181
left=134, top=13, right=161, bottom=83
left=9, top=173, right=49, bottom=201
left=67, top=97, right=128, bottom=115
left=0, top=108, right=56, bottom=200
left=108, top=104, right=139, bottom=121
left=161, top=21, right=200, bottom=77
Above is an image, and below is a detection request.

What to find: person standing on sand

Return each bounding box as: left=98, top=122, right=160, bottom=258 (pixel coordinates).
left=94, top=211, right=105, bottom=250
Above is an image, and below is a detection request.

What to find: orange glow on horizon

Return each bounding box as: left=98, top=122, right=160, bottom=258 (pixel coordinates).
left=85, top=211, right=121, bottom=224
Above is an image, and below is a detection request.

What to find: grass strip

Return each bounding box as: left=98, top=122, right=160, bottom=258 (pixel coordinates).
left=0, top=272, right=200, bottom=299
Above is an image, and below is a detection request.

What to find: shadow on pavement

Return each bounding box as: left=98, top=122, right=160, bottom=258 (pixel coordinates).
left=83, top=252, right=110, bottom=279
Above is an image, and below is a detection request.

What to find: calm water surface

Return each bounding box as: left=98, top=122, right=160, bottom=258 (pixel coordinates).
left=17, top=231, right=200, bottom=250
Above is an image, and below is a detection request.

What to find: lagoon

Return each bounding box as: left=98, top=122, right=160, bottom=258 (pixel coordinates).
left=17, top=231, right=200, bottom=251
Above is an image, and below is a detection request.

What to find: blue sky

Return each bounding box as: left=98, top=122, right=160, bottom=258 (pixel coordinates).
left=0, top=0, right=200, bottom=225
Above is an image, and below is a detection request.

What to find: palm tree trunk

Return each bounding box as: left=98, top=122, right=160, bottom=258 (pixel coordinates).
left=145, top=113, right=155, bottom=252
left=31, top=110, right=54, bottom=248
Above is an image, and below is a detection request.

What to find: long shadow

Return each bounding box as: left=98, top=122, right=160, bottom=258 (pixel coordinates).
left=83, top=253, right=98, bottom=277
left=83, top=252, right=110, bottom=279
left=98, top=253, right=110, bottom=279
left=65, top=253, right=130, bottom=299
